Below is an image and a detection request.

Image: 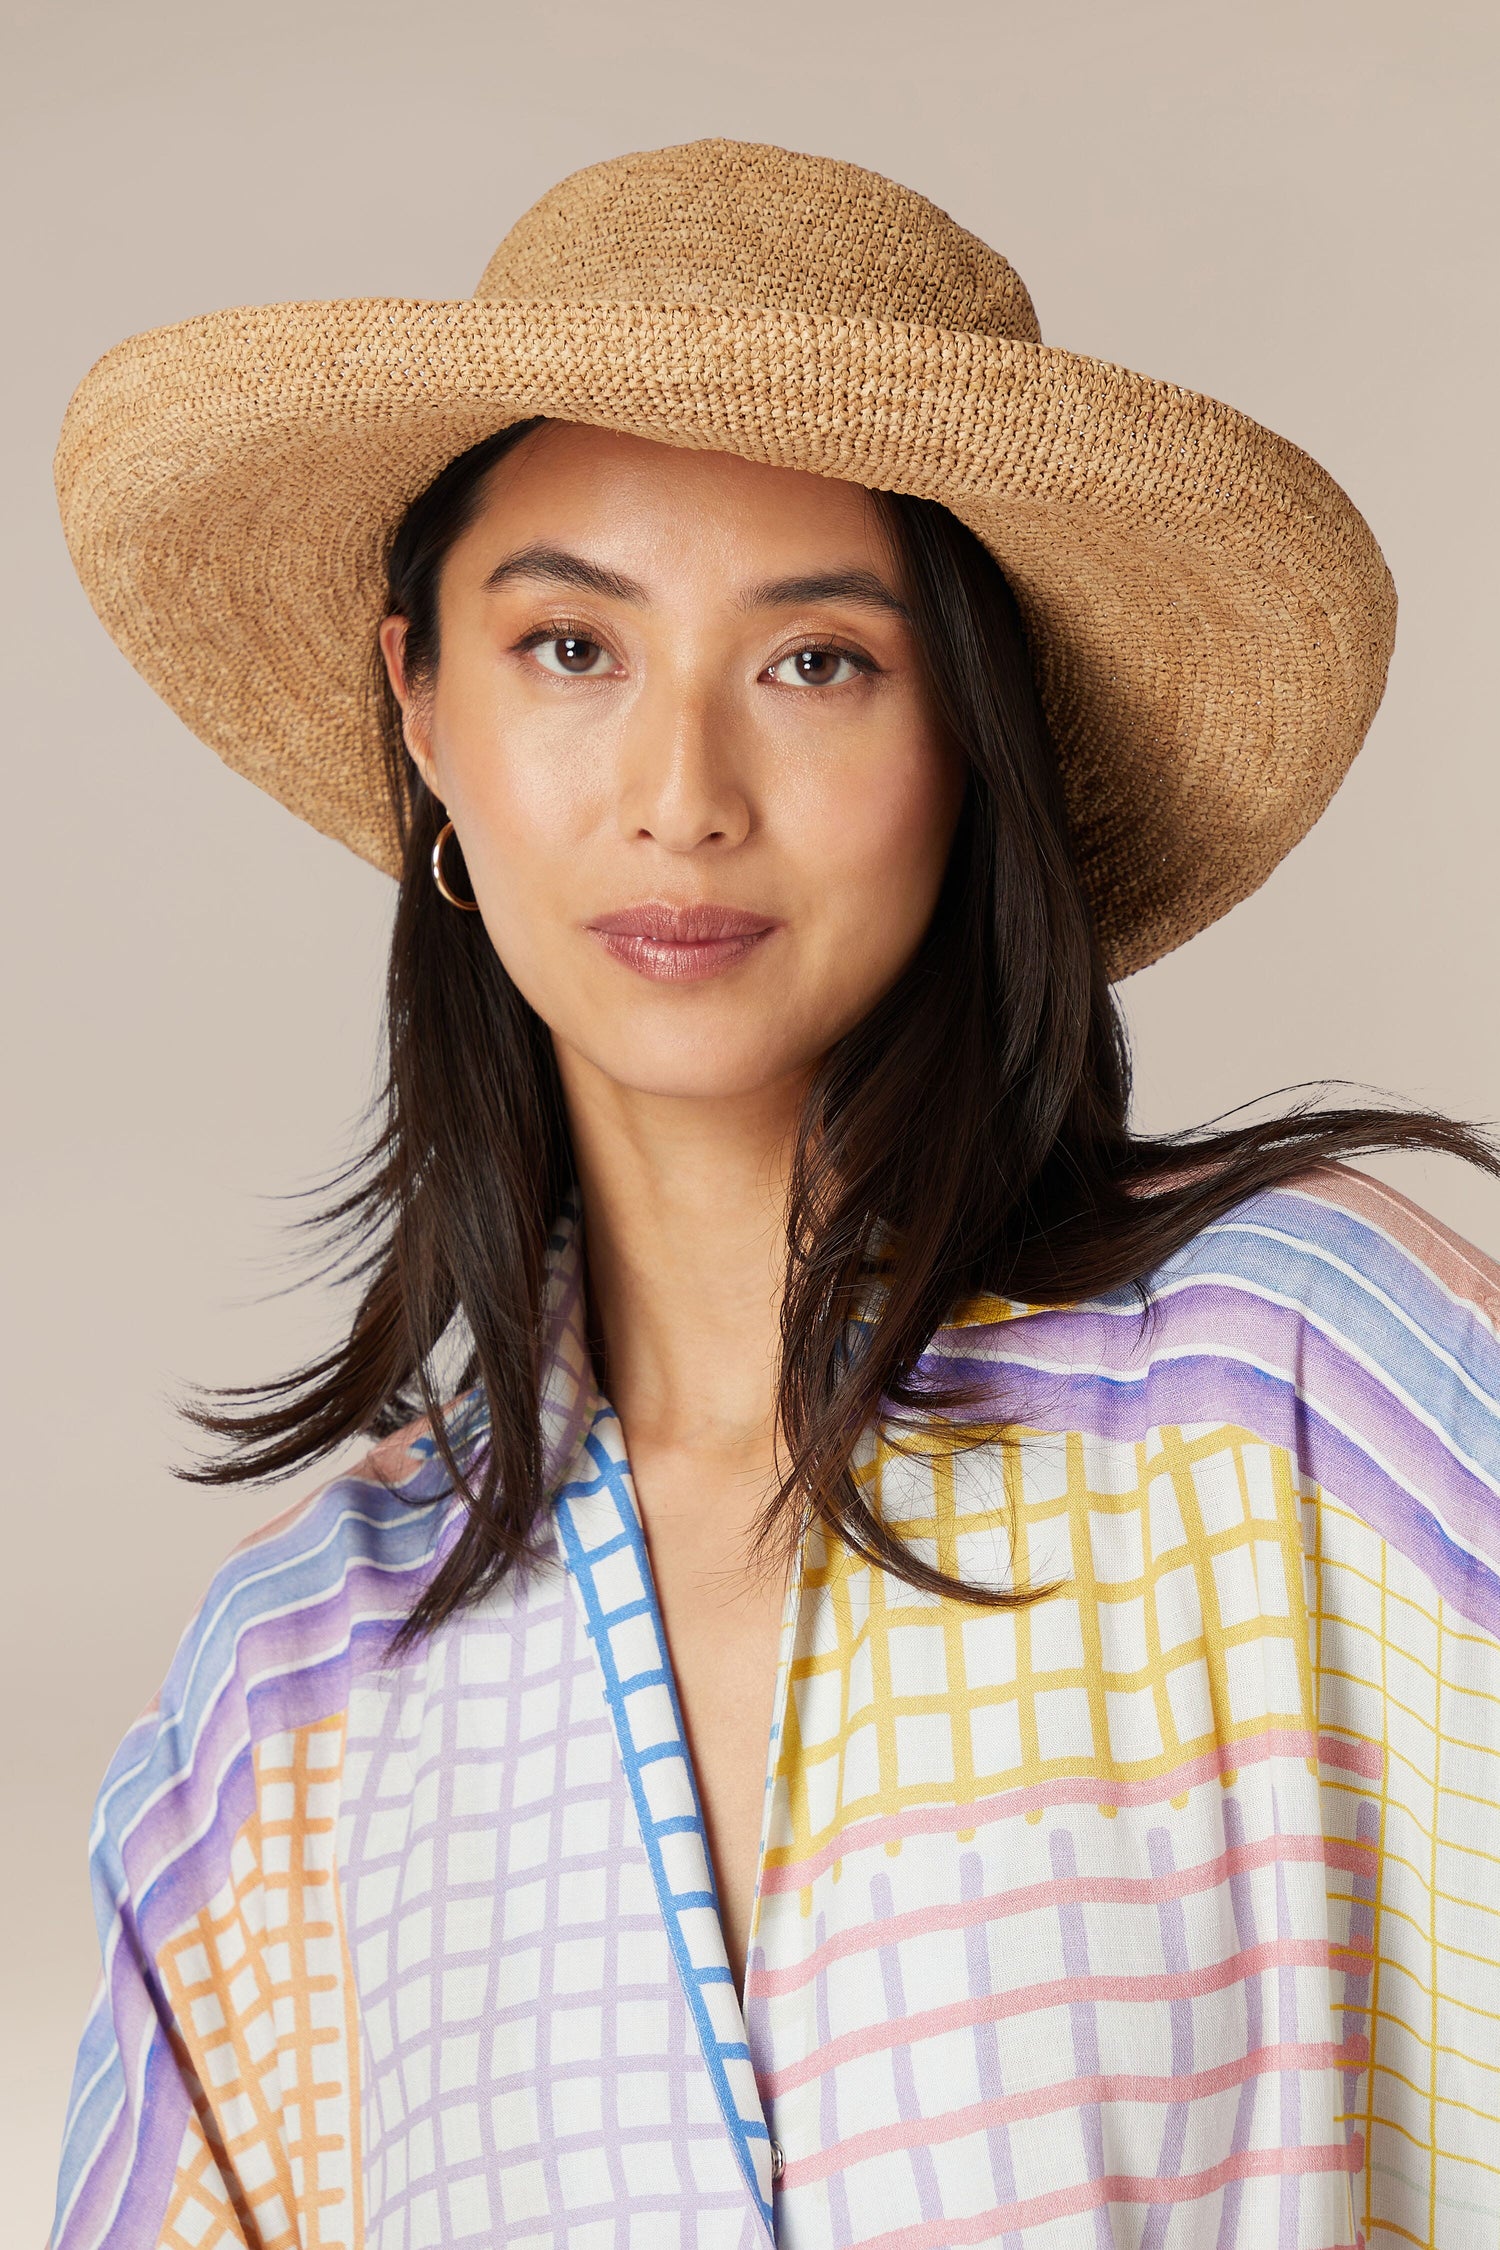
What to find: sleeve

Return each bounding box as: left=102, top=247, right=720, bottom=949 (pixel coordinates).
left=48, top=1461, right=445, bottom=2249
left=1273, top=1168, right=1500, bottom=2247
left=49, top=1706, right=254, bottom=2249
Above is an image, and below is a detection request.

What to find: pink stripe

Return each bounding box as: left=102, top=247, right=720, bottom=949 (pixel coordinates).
left=1290, top=1166, right=1500, bottom=1329
left=1321, top=1731, right=1385, bottom=1779
left=760, top=1729, right=1381, bottom=1895
left=829, top=2140, right=1362, bottom=2250
left=761, top=1944, right=1354, bottom=2099
left=748, top=1828, right=1373, bottom=2003
left=782, top=2041, right=1353, bottom=2184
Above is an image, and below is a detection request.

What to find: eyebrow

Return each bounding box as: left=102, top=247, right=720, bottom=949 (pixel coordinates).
left=738, top=569, right=911, bottom=621
left=482, top=544, right=649, bottom=602
left=482, top=546, right=909, bottom=621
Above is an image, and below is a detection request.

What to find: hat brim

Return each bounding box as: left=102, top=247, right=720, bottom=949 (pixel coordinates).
left=54, top=296, right=1394, bottom=979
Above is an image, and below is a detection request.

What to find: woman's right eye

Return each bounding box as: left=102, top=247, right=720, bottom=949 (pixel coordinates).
left=529, top=634, right=617, bottom=677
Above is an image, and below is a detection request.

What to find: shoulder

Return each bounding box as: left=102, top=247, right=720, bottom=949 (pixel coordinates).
left=159, top=1419, right=461, bottom=1735
left=949, top=1161, right=1500, bottom=1386
left=936, top=1165, right=1500, bottom=1629
left=58, top=1436, right=460, bottom=2250
left=90, top=1422, right=461, bottom=1873
left=1145, top=1162, right=1500, bottom=1345
left=1136, top=1167, right=1500, bottom=1484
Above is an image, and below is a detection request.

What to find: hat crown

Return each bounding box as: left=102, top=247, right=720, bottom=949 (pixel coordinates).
left=476, top=139, right=1041, bottom=343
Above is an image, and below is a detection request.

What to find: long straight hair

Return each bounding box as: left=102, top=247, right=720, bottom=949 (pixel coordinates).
left=185, top=420, right=1497, bottom=1639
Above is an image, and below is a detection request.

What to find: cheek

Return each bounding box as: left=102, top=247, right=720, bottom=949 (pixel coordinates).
left=428, top=660, right=607, bottom=867
left=794, top=723, right=964, bottom=929
left=423, top=671, right=613, bottom=1018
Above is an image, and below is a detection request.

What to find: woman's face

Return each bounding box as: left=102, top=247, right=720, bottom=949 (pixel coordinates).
left=382, top=423, right=967, bottom=1105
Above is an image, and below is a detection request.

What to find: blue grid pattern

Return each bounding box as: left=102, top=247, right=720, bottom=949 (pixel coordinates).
left=555, top=1408, right=776, bottom=2232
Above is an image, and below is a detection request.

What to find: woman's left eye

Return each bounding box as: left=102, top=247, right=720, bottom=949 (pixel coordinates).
left=767, top=646, right=866, bottom=687
left=529, top=635, right=618, bottom=677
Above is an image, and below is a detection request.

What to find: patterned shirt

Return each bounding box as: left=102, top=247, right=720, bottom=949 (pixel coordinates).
left=50, top=1165, right=1500, bottom=2248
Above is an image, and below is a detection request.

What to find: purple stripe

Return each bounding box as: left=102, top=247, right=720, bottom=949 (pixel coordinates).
left=54, top=2031, right=190, bottom=2250
left=57, top=1905, right=197, bottom=2248
left=1214, top=1795, right=1262, bottom=2250
left=1048, top=1830, right=1116, bottom=2250
left=927, top=1348, right=1500, bottom=1637
left=958, top=1849, right=1024, bottom=2250
left=930, top=1281, right=1500, bottom=1568
left=121, top=1577, right=427, bottom=1956
left=870, top=1872, right=944, bottom=2225
left=813, top=1909, right=856, bottom=2249
left=1338, top=1800, right=1377, bottom=2193
left=93, top=1483, right=458, bottom=1922
left=1139, top=1827, right=1193, bottom=2250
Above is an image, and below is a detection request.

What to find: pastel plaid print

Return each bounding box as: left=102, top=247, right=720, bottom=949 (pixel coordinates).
left=50, top=1168, right=1500, bottom=2246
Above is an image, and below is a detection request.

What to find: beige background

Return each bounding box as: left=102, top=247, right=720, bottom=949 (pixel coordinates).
left=5, top=0, right=1497, bottom=2232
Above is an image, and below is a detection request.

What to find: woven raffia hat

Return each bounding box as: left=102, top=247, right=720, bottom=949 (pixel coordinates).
left=54, top=138, right=1394, bottom=979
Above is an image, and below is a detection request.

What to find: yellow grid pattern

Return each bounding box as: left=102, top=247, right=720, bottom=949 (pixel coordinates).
left=769, top=1416, right=1317, bottom=1879
left=1308, top=1490, right=1500, bottom=2247
left=155, top=1715, right=363, bottom=2250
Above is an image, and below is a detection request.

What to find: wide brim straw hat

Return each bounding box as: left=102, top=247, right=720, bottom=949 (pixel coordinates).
left=54, top=138, right=1394, bottom=980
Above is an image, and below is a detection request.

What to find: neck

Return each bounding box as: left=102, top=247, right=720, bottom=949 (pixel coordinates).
left=553, top=1044, right=805, bottom=1456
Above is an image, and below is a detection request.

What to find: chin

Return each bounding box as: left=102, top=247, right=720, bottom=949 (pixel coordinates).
left=574, top=1023, right=817, bottom=1103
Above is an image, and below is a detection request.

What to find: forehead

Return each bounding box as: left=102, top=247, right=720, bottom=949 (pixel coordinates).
left=455, top=421, right=894, bottom=580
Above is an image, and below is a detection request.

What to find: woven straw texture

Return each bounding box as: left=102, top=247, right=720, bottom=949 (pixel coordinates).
left=53, top=138, right=1396, bottom=978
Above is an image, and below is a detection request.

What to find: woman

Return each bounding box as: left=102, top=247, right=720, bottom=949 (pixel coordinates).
left=49, top=140, right=1500, bottom=2249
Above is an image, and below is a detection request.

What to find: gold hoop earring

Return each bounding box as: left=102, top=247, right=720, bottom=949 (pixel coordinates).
left=431, top=820, right=480, bottom=911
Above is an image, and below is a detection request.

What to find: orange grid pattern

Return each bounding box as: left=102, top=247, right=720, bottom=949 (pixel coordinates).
left=156, top=1714, right=363, bottom=2249
left=155, top=2103, right=251, bottom=2250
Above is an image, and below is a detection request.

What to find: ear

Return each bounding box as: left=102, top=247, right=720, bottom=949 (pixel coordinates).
left=378, top=614, right=439, bottom=796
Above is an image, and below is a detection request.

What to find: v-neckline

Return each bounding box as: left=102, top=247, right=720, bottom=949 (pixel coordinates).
left=552, top=1389, right=800, bottom=2238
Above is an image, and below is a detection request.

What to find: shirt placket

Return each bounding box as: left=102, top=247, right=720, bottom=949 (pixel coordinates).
left=554, top=1397, right=780, bottom=2238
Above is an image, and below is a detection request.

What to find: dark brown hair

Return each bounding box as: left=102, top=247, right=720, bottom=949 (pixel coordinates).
left=185, top=420, right=1497, bottom=1639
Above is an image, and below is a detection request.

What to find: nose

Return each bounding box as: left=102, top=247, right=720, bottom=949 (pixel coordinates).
left=615, top=674, right=752, bottom=852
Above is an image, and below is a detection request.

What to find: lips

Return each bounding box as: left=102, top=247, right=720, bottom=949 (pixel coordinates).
left=587, top=901, right=777, bottom=942
left=585, top=900, right=780, bottom=982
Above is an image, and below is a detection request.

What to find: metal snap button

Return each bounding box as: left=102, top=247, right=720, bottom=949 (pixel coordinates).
left=770, top=2140, right=785, bottom=2183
